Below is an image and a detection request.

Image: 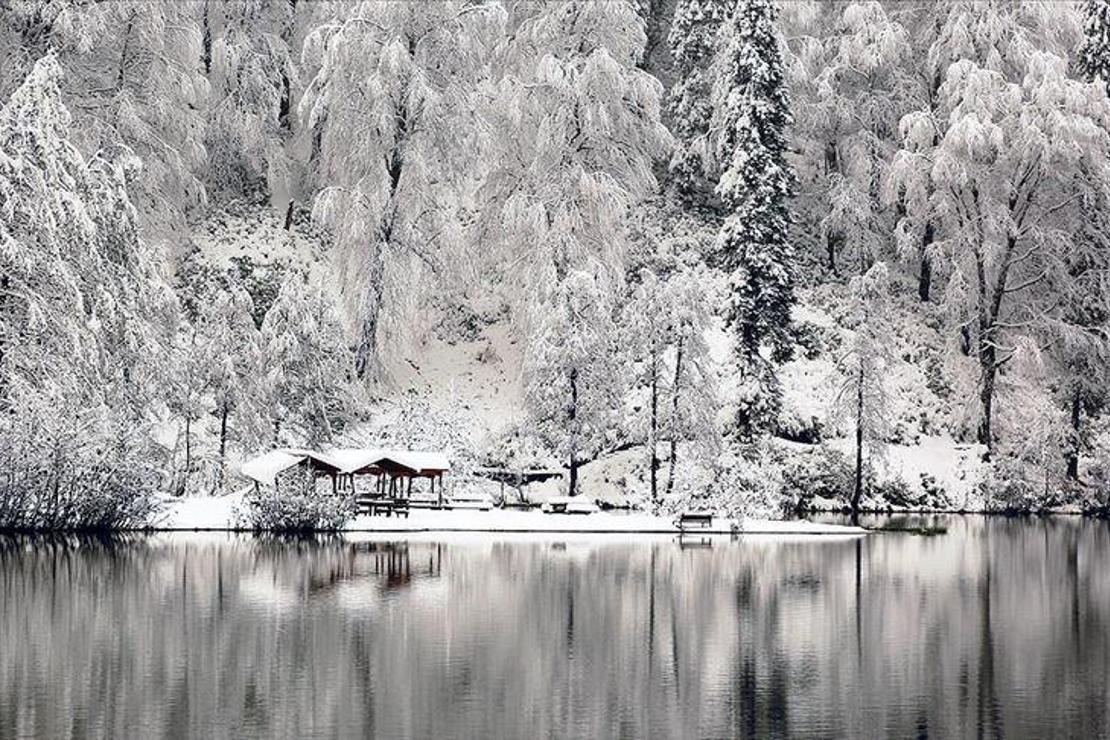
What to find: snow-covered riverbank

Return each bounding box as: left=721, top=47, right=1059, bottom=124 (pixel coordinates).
left=157, top=494, right=867, bottom=536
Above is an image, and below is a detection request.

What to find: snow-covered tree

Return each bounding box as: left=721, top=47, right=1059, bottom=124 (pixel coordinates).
left=793, top=2, right=912, bottom=276
left=204, top=0, right=300, bottom=203
left=525, top=270, right=623, bottom=496
left=301, top=1, right=502, bottom=380
left=888, top=3, right=1109, bottom=456
left=203, top=283, right=267, bottom=491
left=668, top=0, right=731, bottom=196
left=661, top=263, right=721, bottom=499
left=711, top=0, right=798, bottom=437
left=0, top=54, right=177, bottom=522
left=1080, top=0, right=1110, bottom=94
left=480, top=0, right=671, bottom=320
left=69, top=2, right=210, bottom=240
left=0, top=53, right=178, bottom=413
left=0, top=3, right=208, bottom=244
left=261, top=276, right=357, bottom=447
left=622, top=269, right=670, bottom=503
left=831, top=262, right=893, bottom=521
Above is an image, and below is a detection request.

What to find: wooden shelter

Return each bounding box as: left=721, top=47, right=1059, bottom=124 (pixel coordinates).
left=240, top=448, right=345, bottom=493
left=241, top=447, right=451, bottom=506
left=330, top=449, right=450, bottom=506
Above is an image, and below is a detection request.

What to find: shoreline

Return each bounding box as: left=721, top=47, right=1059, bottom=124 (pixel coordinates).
left=154, top=496, right=868, bottom=536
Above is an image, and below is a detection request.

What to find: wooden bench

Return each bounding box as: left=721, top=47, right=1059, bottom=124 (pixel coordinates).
left=674, top=511, right=714, bottom=532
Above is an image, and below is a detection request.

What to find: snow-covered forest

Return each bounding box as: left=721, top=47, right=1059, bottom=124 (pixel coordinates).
left=2, top=0, right=1110, bottom=528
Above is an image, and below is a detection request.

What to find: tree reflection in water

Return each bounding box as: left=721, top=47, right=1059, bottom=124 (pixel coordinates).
left=1, top=518, right=1109, bottom=739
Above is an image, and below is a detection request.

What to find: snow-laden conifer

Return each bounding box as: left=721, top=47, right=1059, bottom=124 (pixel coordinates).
left=711, top=0, right=797, bottom=436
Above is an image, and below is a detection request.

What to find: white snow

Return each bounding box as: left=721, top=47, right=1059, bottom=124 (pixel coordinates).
left=156, top=495, right=866, bottom=535
left=326, top=447, right=450, bottom=474
left=239, top=450, right=306, bottom=485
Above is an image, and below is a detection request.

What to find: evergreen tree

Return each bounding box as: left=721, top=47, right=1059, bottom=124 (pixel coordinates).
left=668, top=0, right=731, bottom=196
left=1080, top=0, right=1110, bottom=92
left=711, top=0, right=797, bottom=437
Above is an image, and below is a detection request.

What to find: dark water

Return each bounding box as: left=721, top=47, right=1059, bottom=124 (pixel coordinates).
left=1, top=517, right=1109, bottom=739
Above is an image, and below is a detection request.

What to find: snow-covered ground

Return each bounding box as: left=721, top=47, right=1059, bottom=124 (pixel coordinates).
left=156, top=493, right=866, bottom=536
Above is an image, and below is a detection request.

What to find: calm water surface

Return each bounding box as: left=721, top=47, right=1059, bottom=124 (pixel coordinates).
left=2, top=516, right=1109, bottom=739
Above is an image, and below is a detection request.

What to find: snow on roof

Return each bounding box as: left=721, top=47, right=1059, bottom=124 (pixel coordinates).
left=328, top=447, right=450, bottom=474
left=242, top=447, right=450, bottom=484
left=240, top=450, right=307, bottom=485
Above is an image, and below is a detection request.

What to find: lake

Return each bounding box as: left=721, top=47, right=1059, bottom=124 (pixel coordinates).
left=1, top=516, right=1108, bottom=738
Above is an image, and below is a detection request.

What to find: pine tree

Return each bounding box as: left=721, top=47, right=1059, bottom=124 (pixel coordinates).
left=711, top=0, right=797, bottom=437
left=668, top=0, right=731, bottom=196
left=1080, top=0, right=1110, bottom=93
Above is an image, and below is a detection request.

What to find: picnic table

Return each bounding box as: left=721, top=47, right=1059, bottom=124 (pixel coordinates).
left=358, top=497, right=410, bottom=518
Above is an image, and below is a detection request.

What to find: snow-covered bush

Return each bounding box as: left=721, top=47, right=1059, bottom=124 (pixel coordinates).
left=236, top=471, right=356, bottom=532
left=774, top=407, right=824, bottom=444
left=704, top=445, right=789, bottom=520
left=0, top=402, right=165, bottom=531
left=978, top=457, right=1046, bottom=513
left=780, top=445, right=854, bottom=511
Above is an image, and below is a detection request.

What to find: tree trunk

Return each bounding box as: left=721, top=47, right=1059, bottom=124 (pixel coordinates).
left=354, top=249, right=385, bottom=380
left=918, top=222, right=934, bottom=302
left=825, top=140, right=841, bottom=274
left=0, top=274, right=7, bottom=403
left=649, top=349, right=659, bottom=505
left=851, top=363, right=864, bottom=524
left=568, top=367, right=579, bottom=496
left=665, top=336, right=685, bottom=501
left=117, top=14, right=135, bottom=89
left=827, top=232, right=842, bottom=275
left=1066, top=384, right=1082, bottom=481
left=976, top=344, right=997, bottom=456
left=183, top=413, right=192, bottom=497
left=217, top=402, right=229, bottom=492
left=283, top=199, right=295, bottom=231
left=355, top=88, right=410, bottom=380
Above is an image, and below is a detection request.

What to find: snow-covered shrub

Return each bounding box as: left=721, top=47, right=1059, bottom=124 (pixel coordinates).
left=780, top=445, right=854, bottom=511
left=0, top=403, right=165, bottom=531
left=774, top=407, right=824, bottom=444
left=707, top=458, right=787, bottom=521
left=978, top=457, right=1045, bottom=513
left=236, top=471, right=356, bottom=532
left=701, top=444, right=790, bottom=520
